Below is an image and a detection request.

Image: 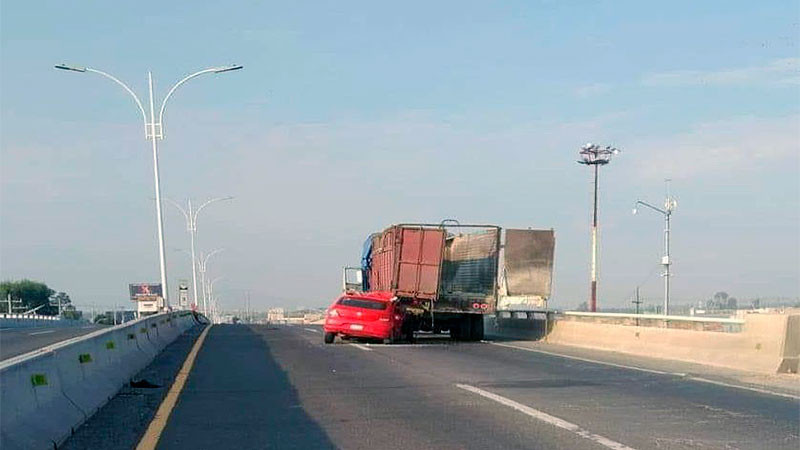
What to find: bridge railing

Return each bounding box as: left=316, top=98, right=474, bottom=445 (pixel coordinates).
left=0, top=313, right=87, bottom=329
left=559, top=311, right=745, bottom=333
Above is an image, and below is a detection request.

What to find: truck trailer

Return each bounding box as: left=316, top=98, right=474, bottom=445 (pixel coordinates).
left=344, top=222, right=555, bottom=341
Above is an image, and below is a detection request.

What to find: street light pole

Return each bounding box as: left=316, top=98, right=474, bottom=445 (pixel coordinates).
left=166, top=197, right=233, bottom=310
left=147, top=72, right=169, bottom=309
left=207, top=276, right=224, bottom=323
left=577, top=143, right=620, bottom=312
left=197, top=249, right=223, bottom=316
left=55, top=63, right=243, bottom=310
left=633, top=181, right=677, bottom=315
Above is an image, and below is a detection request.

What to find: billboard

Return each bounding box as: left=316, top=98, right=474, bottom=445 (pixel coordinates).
left=129, top=283, right=163, bottom=302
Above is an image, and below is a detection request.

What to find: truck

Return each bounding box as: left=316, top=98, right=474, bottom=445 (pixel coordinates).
left=343, top=222, right=555, bottom=341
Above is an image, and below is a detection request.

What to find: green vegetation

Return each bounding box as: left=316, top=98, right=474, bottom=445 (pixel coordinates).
left=0, top=279, right=79, bottom=317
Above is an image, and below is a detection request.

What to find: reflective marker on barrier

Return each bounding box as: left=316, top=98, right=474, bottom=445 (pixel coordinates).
left=31, top=373, right=48, bottom=387
left=78, top=353, right=92, bottom=364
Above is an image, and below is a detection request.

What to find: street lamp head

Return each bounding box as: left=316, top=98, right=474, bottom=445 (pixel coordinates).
left=578, top=143, right=619, bottom=165
left=213, top=65, right=243, bottom=73
left=55, top=64, right=86, bottom=73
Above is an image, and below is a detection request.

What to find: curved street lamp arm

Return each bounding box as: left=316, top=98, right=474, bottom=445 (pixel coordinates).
left=635, top=200, right=667, bottom=215
left=157, top=67, right=219, bottom=128
left=201, top=248, right=224, bottom=267
left=163, top=197, right=190, bottom=225
left=193, top=196, right=235, bottom=222
left=83, top=68, right=148, bottom=132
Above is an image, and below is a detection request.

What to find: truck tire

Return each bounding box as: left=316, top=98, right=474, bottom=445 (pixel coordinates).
left=451, top=317, right=471, bottom=341
left=470, top=315, right=484, bottom=341
left=324, top=332, right=335, bottom=344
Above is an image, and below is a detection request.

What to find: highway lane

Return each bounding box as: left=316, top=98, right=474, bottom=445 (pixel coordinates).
left=156, top=325, right=798, bottom=450
left=0, top=324, right=102, bottom=360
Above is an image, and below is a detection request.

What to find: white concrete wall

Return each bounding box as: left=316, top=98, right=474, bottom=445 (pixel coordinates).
left=546, top=312, right=799, bottom=375
left=0, top=311, right=201, bottom=450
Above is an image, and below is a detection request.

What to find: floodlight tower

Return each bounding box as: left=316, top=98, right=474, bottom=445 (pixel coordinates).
left=633, top=180, right=677, bottom=315
left=577, top=143, right=620, bottom=312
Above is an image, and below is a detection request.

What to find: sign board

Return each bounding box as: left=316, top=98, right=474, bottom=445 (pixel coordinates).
left=130, top=283, right=163, bottom=315
left=129, top=283, right=163, bottom=301
left=178, top=280, right=189, bottom=308
left=137, top=301, right=160, bottom=315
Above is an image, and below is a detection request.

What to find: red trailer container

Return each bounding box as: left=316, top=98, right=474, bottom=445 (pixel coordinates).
left=369, top=226, right=446, bottom=300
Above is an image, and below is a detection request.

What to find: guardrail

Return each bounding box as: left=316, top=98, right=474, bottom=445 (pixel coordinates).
left=0, top=310, right=202, bottom=450
left=560, top=311, right=745, bottom=332
left=1, top=313, right=63, bottom=320
left=0, top=313, right=88, bottom=329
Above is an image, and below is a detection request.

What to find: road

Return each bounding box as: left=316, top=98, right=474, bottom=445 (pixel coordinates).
left=150, top=324, right=798, bottom=450
left=0, top=324, right=102, bottom=360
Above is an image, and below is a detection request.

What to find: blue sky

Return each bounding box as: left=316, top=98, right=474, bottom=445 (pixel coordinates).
left=1, top=1, right=798, bottom=311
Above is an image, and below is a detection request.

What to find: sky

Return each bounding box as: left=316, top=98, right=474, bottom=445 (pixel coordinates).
left=1, top=1, right=798, bottom=312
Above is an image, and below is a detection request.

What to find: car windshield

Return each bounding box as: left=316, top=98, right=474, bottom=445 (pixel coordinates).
left=338, top=297, right=388, bottom=310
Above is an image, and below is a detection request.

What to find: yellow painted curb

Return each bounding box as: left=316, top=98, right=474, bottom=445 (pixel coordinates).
left=136, top=324, right=212, bottom=450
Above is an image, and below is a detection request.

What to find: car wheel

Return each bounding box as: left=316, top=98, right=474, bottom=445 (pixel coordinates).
left=324, top=332, right=335, bottom=344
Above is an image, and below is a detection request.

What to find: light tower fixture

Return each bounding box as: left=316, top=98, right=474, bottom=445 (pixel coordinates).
left=577, top=143, right=620, bottom=312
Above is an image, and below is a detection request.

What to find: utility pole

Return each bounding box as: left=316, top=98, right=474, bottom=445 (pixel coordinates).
left=577, top=143, right=620, bottom=312
left=632, top=287, right=642, bottom=326
left=6, top=293, right=24, bottom=314
left=633, top=179, right=677, bottom=316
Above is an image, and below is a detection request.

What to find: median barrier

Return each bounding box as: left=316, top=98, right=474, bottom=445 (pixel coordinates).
left=546, top=311, right=799, bottom=374
left=0, top=311, right=201, bottom=450
left=118, top=326, right=150, bottom=376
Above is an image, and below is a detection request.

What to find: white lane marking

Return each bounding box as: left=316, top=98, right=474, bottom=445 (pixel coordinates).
left=491, top=342, right=800, bottom=400
left=686, top=376, right=800, bottom=401
left=491, top=342, right=678, bottom=376
left=304, top=328, right=320, bottom=333
left=351, top=344, right=372, bottom=352
left=28, top=330, right=56, bottom=336
left=457, top=384, right=636, bottom=450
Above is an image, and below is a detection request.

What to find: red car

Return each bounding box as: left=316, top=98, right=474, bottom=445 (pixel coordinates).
left=323, top=291, right=411, bottom=344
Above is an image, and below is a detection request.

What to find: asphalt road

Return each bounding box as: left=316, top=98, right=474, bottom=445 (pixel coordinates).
left=0, top=324, right=102, bottom=360
left=151, top=324, right=798, bottom=450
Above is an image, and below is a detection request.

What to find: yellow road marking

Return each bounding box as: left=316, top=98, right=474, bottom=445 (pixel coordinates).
left=136, top=324, right=212, bottom=450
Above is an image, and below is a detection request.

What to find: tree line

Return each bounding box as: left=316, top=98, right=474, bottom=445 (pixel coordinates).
left=0, top=279, right=81, bottom=319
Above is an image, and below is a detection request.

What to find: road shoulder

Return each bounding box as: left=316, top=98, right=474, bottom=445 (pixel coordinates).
left=60, top=325, right=205, bottom=450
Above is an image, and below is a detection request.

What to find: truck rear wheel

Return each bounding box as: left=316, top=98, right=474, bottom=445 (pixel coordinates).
left=469, top=315, right=484, bottom=341
left=324, top=332, right=335, bottom=344
left=450, top=317, right=471, bottom=341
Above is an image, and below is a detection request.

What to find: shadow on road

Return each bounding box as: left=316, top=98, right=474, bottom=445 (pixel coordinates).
left=157, top=324, right=335, bottom=450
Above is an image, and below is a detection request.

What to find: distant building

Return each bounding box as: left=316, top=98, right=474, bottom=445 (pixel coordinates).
left=267, top=308, right=285, bottom=323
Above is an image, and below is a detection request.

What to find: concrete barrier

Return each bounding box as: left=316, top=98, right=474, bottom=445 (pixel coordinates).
left=0, top=311, right=200, bottom=450
left=545, top=311, right=799, bottom=374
